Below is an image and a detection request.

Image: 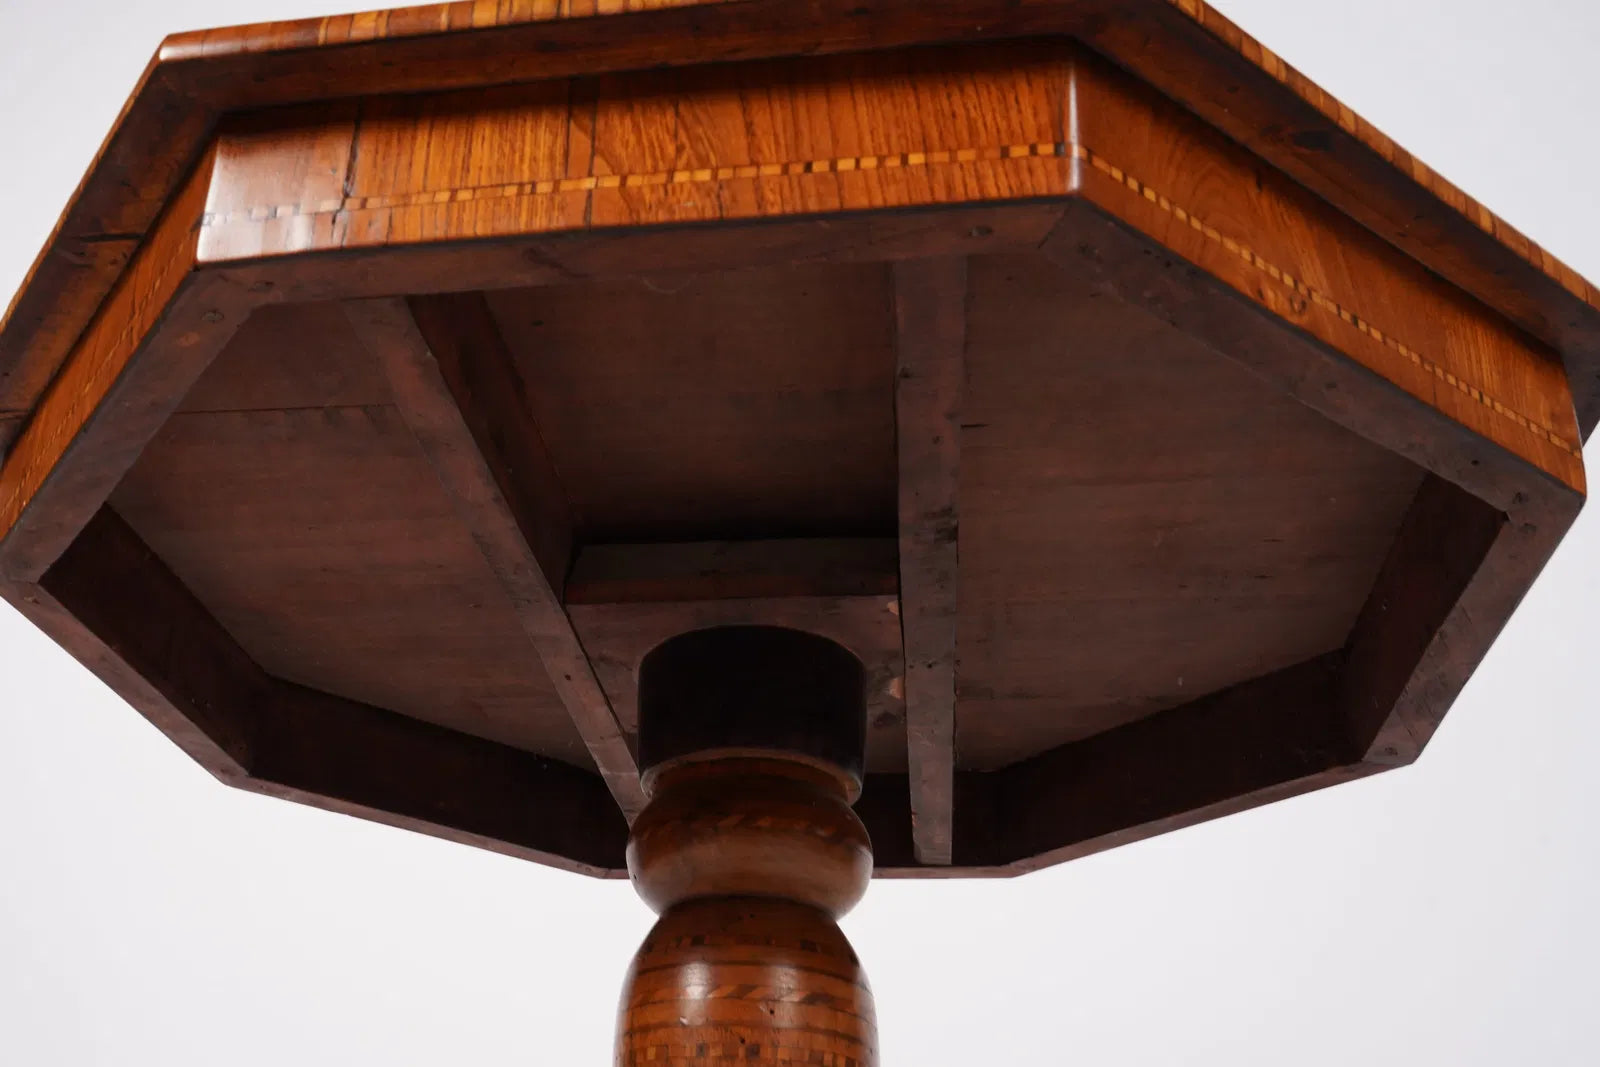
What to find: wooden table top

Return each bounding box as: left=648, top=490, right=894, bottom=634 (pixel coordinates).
left=7, top=1, right=1599, bottom=442
left=0, top=0, right=1591, bottom=878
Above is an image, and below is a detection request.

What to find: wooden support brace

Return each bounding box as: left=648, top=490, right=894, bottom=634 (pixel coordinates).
left=344, top=295, right=647, bottom=818
left=892, top=257, right=967, bottom=865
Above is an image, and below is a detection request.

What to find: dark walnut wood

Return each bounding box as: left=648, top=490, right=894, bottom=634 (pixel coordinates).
left=892, top=257, right=965, bottom=865
left=637, top=627, right=869, bottom=791
left=0, top=5, right=1588, bottom=889
left=342, top=294, right=647, bottom=816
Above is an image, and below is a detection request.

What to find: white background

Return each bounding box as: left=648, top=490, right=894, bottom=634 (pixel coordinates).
left=2, top=1, right=1598, bottom=1063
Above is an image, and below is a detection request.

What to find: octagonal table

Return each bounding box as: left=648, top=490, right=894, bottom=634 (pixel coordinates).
left=2, top=2, right=1594, bottom=1063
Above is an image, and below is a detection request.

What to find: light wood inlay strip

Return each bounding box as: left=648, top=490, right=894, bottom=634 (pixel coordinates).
left=1073, top=144, right=1583, bottom=460
left=198, top=141, right=1073, bottom=226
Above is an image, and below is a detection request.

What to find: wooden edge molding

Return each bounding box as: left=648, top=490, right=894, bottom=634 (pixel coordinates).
left=892, top=256, right=965, bottom=866
left=154, top=0, right=752, bottom=60
left=6, top=505, right=628, bottom=876
left=0, top=272, right=252, bottom=584
left=566, top=538, right=899, bottom=606
left=343, top=295, right=647, bottom=818
left=1341, top=473, right=1580, bottom=765
left=0, top=145, right=244, bottom=583
left=1089, top=0, right=1600, bottom=433
left=199, top=204, right=1067, bottom=306
left=251, top=682, right=629, bottom=875
left=1042, top=203, right=1583, bottom=517
left=976, top=479, right=1576, bottom=872
left=6, top=0, right=1599, bottom=451
left=25, top=506, right=264, bottom=777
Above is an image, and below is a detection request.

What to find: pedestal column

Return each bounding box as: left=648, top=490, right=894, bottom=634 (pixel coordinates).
left=615, top=627, right=878, bottom=1067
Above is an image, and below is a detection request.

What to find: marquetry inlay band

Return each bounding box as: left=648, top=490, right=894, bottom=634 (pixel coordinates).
left=197, top=141, right=1073, bottom=226
left=1075, top=146, right=1584, bottom=460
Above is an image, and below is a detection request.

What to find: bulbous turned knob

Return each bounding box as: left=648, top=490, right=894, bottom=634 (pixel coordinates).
left=627, top=757, right=872, bottom=918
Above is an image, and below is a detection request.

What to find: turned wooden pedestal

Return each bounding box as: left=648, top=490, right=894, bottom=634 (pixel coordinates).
left=616, top=628, right=877, bottom=1066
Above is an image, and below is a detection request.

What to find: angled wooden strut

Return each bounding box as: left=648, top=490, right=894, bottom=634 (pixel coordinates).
left=893, top=257, right=967, bottom=865
left=344, top=296, right=647, bottom=818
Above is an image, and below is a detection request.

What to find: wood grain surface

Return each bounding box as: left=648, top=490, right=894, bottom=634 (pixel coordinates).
left=0, top=148, right=241, bottom=581
left=569, top=594, right=906, bottom=775
left=0, top=415, right=23, bottom=458
left=620, top=752, right=876, bottom=1066
left=29, top=506, right=264, bottom=777
left=160, top=39, right=1578, bottom=494
left=16, top=506, right=628, bottom=876
left=482, top=266, right=898, bottom=543
left=0, top=5, right=1588, bottom=882
left=617, top=896, right=877, bottom=1067
left=109, top=366, right=593, bottom=769
left=1103, top=0, right=1600, bottom=432
left=1067, top=52, right=1583, bottom=492
left=344, top=296, right=646, bottom=815
left=566, top=539, right=898, bottom=605
left=892, top=258, right=965, bottom=865
left=1341, top=474, right=1578, bottom=765
left=194, top=45, right=1071, bottom=264
left=957, top=254, right=1425, bottom=769
left=993, top=653, right=1364, bottom=871
left=7, top=0, right=1600, bottom=446
left=566, top=546, right=904, bottom=775
left=627, top=759, right=872, bottom=918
